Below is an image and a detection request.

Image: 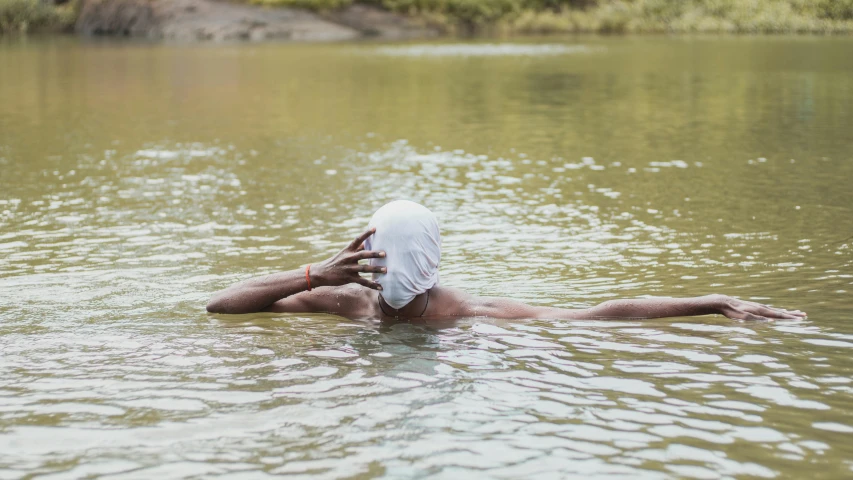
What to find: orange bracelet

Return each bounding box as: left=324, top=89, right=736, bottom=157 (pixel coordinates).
left=305, top=264, right=312, bottom=291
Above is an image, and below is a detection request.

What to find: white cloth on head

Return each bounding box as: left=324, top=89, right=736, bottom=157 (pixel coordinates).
left=363, top=200, right=441, bottom=309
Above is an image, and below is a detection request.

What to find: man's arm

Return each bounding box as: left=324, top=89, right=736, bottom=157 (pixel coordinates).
left=467, top=294, right=805, bottom=321
left=206, top=229, right=385, bottom=314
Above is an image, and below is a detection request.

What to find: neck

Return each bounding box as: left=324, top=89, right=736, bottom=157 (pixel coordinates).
left=379, top=290, right=430, bottom=318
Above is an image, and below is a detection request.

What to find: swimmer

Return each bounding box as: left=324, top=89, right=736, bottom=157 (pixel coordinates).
left=207, top=200, right=806, bottom=322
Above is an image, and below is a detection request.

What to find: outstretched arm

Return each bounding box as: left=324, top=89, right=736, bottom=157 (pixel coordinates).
left=206, top=229, right=385, bottom=314
left=469, top=294, right=805, bottom=321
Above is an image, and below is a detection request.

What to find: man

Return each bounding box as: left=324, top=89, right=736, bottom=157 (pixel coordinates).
left=207, top=201, right=805, bottom=322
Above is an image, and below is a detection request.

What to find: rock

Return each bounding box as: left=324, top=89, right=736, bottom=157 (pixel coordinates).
left=75, top=0, right=158, bottom=37
left=76, top=0, right=359, bottom=42
left=75, top=0, right=438, bottom=42
left=324, top=4, right=439, bottom=40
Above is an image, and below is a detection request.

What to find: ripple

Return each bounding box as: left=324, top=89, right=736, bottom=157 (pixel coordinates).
left=812, top=422, right=853, bottom=433
left=2, top=38, right=853, bottom=478
left=371, top=43, right=595, bottom=57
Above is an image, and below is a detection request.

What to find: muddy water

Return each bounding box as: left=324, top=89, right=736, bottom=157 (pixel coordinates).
left=1, top=37, right=852, bottom=478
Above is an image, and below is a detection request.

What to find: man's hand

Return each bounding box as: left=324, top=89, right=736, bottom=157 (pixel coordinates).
left=312, top=228, right=386, bottom=290
left=714, top=295, right=807, bottom=321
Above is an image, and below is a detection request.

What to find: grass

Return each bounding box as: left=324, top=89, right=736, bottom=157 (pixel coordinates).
left=253, top=0, right=853, bottom=34
left=0, top=0, right=77, bottom=34
left=507, top=0, right=853, bottom=34
left=4, top=0, right=853, bottom=35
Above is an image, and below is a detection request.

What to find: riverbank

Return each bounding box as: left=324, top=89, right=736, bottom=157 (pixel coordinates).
left=260, top=0, right=853, bottom=35
left=2, top=0, right=853, bottom=38
left=74, top=0, right=436, bottom=42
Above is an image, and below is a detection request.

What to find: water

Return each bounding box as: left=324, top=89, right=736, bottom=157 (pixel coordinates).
left=1, top=36, right=852, bottom=479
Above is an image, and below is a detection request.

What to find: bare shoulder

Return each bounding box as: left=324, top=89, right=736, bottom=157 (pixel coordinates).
left=267, top=284, right=377, bottom=316
left=324, top=284, right=378, bottom=314
left=428, top=286, right=497, bottom=317
left=430, top=286, right=548, bottom=319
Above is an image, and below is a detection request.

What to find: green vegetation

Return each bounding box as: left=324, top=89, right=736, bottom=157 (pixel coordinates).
left=4, top=0, right=853, bottom=35
left=0, top=0, right=77, bottom=34
left=254, top=0, right=853, bottom=34
left=508, top=0, right=853, bottom=34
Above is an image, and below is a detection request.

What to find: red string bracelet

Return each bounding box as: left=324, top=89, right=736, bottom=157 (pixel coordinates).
left=305, top=264, right=312, bottom=291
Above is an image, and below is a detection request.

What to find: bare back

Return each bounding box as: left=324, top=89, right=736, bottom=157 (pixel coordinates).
left=266, top=285, right=552, bottom=321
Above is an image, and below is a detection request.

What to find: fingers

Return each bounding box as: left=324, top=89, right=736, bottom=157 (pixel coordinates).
left=355, top=276, right=383, bottom=290
left=723, top=307, right=773, bottom=322
left=738, top=299, right=807, bottom=320
left=750, top=302, right=806, bottom=320
left=772, top=313, right=802, bottom=320
left=728, top=306, right=805, bottom=322
left=724, top=297, right=807, bottom=321
left=741, top=312, right=773, bottom=322
left=353, top=250, right=386, bottom=260
left=351, top=264, right=386, bottom=274
left=774, top=307, right=806, bottom=317
left=752, top=305, right=800, bottom=320
left=349, top=228, right=376, bottom=251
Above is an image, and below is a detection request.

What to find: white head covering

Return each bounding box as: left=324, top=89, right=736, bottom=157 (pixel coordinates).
left=364, top=200, right=441, bottom=309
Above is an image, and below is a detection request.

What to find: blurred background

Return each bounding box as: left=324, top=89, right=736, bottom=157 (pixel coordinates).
left=1, top=2, right=853, bottom=479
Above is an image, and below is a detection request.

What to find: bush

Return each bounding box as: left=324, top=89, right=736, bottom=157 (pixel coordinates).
left=504, top=0, right=853, bottom=34
left=6, top=0, right=853, bottom=35
left=812, top=0, right=853, bottom=20
left=247, top=0, right=853, bottom=33
left=0, top=0, right=76, bottom=33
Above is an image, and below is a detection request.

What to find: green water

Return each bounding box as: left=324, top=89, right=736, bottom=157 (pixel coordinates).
left=1, top=36, right=852, bottom=479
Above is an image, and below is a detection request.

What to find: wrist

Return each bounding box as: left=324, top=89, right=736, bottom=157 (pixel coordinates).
left=705, top=294, right=730, bottom=313
left=307, top=263, right=333, bottom=288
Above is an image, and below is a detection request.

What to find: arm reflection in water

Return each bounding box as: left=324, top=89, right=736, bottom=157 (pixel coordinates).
left=207, top=201, right=806, bottom=323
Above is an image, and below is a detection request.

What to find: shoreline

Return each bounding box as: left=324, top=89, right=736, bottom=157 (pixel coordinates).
left=3, top=0, right=853, bottom=40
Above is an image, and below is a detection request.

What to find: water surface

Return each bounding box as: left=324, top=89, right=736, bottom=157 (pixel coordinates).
left=1, top=37, right=852, bottom=479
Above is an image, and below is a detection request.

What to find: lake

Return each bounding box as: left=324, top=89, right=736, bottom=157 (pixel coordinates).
left=1, top=36, right=852, bottom=479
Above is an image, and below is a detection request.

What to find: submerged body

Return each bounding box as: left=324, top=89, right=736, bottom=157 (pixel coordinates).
left=207, top=202, right=804, bottom=322
left=208, top=278, right=788, bottom=323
